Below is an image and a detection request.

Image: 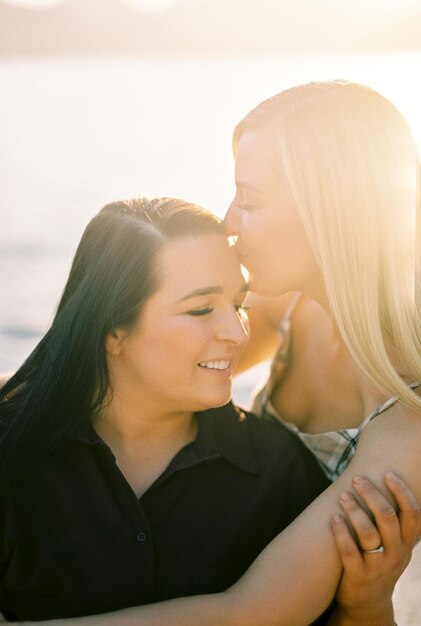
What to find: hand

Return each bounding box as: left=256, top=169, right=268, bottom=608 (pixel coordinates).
left=330, top=471, right=420, bottom=625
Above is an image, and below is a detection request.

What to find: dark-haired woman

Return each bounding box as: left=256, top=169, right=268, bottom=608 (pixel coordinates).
left=0, top=197, right=417, bottom=626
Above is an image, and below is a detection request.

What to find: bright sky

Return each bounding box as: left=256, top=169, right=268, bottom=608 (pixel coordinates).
left=3, top=0, right=181, bottom=11
left=4, top=0, right=421, bottom=8
left=4, top=0, right=421, bottom=21
left=124, top=0, right=180, bottom=11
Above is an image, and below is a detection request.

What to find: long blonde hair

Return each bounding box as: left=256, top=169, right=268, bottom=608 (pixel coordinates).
left=234, top=81, right=421, bottom=412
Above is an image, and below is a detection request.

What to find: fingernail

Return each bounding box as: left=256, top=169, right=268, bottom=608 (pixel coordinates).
left=385, top=471, right=398, bottom=482
left=339, top=492, right=351, bottom=502
left=352, top=475, right=366, bottom=485
left=332, top=515, right=343, bottom=524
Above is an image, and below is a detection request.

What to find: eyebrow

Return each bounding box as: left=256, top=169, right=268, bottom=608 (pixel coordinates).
left=177, top=282, right=249, bottom=303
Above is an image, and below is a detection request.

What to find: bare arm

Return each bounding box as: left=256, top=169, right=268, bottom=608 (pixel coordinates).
left=19, top=409, right=421, bottom=626
left=218, top=409, right=421, bottom=626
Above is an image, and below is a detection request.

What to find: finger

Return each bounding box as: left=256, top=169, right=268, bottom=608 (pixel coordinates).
left=338, top=490, right=382, bottom=551
left=351, top=475, right=400, bottom=551
left=331, top=514, right=364, bottom=571
left=384, top=471, right=421, bottom=545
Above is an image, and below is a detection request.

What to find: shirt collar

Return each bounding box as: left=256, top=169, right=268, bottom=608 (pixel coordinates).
left=190, top=402, right=260, bottom=475
left=70, top=401, right=260, bottom=475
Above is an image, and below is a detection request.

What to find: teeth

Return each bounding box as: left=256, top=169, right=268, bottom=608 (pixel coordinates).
left=198, top=360, right=230, bottom=370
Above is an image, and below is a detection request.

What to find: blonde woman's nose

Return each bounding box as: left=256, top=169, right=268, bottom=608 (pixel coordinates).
left=224, top=201, right=241, bottom=236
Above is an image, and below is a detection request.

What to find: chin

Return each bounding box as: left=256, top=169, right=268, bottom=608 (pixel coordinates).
left=197, top=392, right=232, bottom=411
left=212, top=396, right=232, bottom=408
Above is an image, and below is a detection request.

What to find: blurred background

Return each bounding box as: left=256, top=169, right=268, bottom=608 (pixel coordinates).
left=1, top=0, right=421, bottom=377
left=0, top=1, right=420, bottom=621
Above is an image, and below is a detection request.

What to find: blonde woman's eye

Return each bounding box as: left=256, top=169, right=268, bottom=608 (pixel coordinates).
left=187, top=307, right=214, bottom=317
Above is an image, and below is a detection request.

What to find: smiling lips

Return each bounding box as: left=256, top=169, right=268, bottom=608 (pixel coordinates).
left=198, top=360, right=231, bottom=371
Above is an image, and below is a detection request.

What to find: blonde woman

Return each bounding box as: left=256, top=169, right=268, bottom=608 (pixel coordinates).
left=4, top=195, right=414, bottom=626
left=229, top=81, right=421, bottom=482
left=9, top=81, right=421, bottom=626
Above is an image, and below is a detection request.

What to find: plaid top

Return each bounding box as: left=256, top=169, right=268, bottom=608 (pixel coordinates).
left=251, top=293, right=421, bottom=481
left=253, top=384, right=420, bottom=481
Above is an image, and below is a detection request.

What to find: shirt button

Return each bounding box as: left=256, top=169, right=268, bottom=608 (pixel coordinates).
left=136, top=531, right=148, bottom=543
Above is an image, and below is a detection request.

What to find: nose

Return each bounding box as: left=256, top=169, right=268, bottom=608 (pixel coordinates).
left=224, top=200, right=241, bottom=236
left=215, top=309, right=249, bottom=349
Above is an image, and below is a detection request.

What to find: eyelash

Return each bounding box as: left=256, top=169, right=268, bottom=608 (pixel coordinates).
left=187, top=305, right=250, bottom=317
left=188, top=307, right=213, bottom=316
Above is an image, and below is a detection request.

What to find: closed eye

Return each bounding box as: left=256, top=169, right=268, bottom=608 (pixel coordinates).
left=187, top=307, right=214, bottom=316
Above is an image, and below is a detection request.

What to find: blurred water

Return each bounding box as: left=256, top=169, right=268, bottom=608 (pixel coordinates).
left=1, top=51, right=421, bottom=622
left=1, top=50, right=421, bottom=386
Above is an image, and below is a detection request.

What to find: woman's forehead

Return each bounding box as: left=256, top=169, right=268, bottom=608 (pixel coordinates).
left=154, top=234, right=244, bottom=297
left=235, top=130, right=280, bottom=181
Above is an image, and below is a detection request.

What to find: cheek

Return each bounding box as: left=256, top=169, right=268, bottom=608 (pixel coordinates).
left=154, top=320, right=208, bottom=363
left=262, top=209, right=304, bottom=252
left=240, top=213, right=262, bottom=246
left=245, top=209, right=277, bottom=240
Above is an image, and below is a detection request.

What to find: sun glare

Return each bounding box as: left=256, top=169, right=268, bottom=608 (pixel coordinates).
left=378, top=72, right=421, bottom=147
left=2, top=0, right=61, bottom=6
left=124, top=0, right=180, bottom=13
left=2, top=0, right=181, bottom=9
left=400, top=104, right=421, bottom=148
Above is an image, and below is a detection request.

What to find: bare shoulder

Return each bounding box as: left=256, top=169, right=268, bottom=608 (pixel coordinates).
left=351, top=404, right=421, bottom=499
left=358, top=403, right=421, bottom=449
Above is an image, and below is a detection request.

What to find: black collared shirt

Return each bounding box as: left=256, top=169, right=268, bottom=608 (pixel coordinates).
left=0, top=402, right=330, bottom=620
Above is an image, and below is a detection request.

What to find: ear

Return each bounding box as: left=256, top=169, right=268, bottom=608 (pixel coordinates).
left=105, top=328, right=126, bottom=356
